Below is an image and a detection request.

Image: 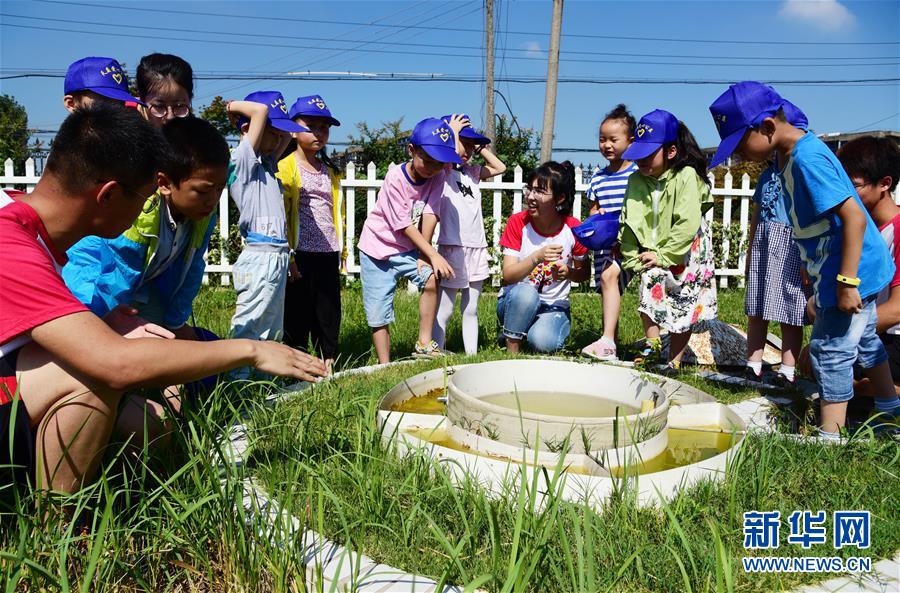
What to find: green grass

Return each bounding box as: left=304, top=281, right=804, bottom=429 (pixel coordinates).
left=2, top=284, right=896, bottom=592
left=249, top=356, right=900, bottom=593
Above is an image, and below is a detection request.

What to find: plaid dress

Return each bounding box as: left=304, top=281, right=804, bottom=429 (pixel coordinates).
left=745, top=221, right=811, bottom=326
left=745, top=167, right=811, bottom=326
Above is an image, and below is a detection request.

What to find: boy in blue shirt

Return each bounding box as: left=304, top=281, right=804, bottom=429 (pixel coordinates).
left=709, top=81, right=899, bottom=439
left=224, top=92, right=308, bottom=351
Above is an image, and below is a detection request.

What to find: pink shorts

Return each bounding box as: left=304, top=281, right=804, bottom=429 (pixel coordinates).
left=437, top=245, right=490, bottom=289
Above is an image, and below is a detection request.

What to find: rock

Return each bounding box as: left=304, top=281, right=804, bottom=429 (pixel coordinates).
left=657, top=320, right=782, bottom=367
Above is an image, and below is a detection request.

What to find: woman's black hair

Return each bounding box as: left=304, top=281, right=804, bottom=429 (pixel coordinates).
left=160, top=117, right=229, bottom=185
left=527, top=160, right=577, bottom=216
left=664, top=122, right=710, bottom=186
left=602, top=103, right=636, bottom=136
left=838, top=136, right=900, bottom=193
left=136, top=53, right=194, bottom=100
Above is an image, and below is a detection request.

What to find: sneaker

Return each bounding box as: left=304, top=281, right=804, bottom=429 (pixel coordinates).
left=413, top=340, right=448, bottom=359
left=775, top=370, right=796, bottom=388
left=745, top=367, right=763, bottom=383
left=581, top=337, right=618, bottom=361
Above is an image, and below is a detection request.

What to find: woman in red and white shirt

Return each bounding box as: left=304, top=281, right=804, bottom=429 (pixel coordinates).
left=497, top=161, right=589, bottom=353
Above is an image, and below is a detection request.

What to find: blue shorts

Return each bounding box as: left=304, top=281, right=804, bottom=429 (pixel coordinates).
left=360, top=250, right=433, bottom=327
left=809, top=296, right=887, bottom=403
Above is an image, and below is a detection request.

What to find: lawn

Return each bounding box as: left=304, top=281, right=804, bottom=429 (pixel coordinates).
left=2, top=283, right=897, bottom=592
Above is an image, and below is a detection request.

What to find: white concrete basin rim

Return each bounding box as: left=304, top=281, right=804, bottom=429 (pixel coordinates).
left=446, top=359, right=667, bottom=424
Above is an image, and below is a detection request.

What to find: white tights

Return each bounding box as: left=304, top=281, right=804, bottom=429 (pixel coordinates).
left=434, top=281, right=483, bottom=355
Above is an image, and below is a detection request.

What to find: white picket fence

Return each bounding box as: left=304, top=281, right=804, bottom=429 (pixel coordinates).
left=2, top=158, right=755, bottom=288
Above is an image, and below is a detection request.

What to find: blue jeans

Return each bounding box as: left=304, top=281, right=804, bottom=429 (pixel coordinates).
left=496, top=283, right=571, bottom=353
left=359, top=250, right=433, bottom=327
left=809, top=295, right=887, bottom=403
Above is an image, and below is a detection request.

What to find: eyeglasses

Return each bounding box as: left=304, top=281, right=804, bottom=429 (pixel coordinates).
left=523, top=185, right=551, bottom=197
left=147, top=102, right=190, bottom=118
left=852, top=181, right=872, bottom=190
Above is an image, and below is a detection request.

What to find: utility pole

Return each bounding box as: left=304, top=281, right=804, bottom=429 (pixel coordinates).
left=540, top=0, right=563, bottom=162
left=485, top=0, right=496, bottom=145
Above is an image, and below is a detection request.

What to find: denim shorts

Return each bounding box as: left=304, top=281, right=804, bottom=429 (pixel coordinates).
left=360, top=250, right=433, bottom=327
left=809, top=295, right=887, bottom=403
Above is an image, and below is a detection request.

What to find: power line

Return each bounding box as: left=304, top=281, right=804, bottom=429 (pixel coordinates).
left=200, top=1, right=435, bottom=98
left=5, top=71, right=896, bottom=87
left=30, top=0, right=900, bottom=46
left=846, top=112, right=900, bottom=133
left=202, top=1, right=448, bottom=99
left=3, top=22, right=897, bottom=69
left=3, top=13, right=898, bottom=61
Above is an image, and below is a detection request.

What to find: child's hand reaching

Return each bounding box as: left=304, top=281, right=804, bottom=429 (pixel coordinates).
left=288, top=260, right=301, bottom=283
left=430, top=253, right=456, bottom=280
left=837, top=284, right=863, bottom=314
left=638, top=251, right=659, bottom=269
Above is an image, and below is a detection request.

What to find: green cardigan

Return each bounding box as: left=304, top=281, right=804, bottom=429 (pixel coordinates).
left=617, top=166, right=713, bottom=272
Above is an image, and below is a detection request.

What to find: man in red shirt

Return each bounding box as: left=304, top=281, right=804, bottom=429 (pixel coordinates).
left=0, top=105, right=326, bottom=494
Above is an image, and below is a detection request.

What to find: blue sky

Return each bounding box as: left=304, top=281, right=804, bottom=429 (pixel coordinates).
left=1, top=0, right=897, bottom=166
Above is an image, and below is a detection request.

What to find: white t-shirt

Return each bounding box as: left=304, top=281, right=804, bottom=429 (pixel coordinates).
left=426, top=164, right=487, bottom=248
left=499, top=210, right=588, bottom=307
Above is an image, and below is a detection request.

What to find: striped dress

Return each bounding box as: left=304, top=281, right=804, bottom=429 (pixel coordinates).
left=586, top=162, right=637, bottom=282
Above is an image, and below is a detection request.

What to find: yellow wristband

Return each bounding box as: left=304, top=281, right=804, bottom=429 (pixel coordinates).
left=836, top=274, right=861, bottom=287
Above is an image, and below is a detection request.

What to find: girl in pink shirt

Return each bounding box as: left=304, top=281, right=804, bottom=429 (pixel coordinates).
left=422, top=115, right=507, bottom=355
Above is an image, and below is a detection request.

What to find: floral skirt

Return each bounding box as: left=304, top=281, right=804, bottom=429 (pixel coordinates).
left=638, top=219, right=718, bottom=334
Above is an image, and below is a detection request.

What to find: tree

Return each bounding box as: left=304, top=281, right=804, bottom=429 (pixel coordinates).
left=199, top=96, right=236, bottom=138
left=345, top=118, right=410, bottom=177
left=0, top=95, right=32, bottom=173
left=484, top=114, right=539, bottom=173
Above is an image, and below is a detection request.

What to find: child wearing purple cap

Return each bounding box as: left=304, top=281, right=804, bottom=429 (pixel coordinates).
left=423, top=114, right=507, bottom=356
left=225, top=92, right=308, bottom=362
left=277, top=95, right=345, bottom=373
left=710, top=81, right=897, bottom=439
left=744, top=100, right=813, bottom=386
left=62, top=56, right=142, bottom=112
left=618, top=110, right=717, bottom=368
left=358, top=117, right=465, bottom=363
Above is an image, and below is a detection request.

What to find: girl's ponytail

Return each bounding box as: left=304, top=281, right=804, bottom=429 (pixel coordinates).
left=603, top=103, right=637, bottom=136
left=667, top=122, right=710, bottom=186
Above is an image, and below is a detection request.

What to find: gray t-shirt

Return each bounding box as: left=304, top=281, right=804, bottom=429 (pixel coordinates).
left=230, top=137, right=288, bottom=244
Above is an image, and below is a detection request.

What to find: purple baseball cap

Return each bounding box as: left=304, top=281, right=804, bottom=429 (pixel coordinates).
left=440, top=114, right=491, bottom=145
left=621, top=109, right=680, bottom=161
left=708, top=81, right=804, bottom=168
left=409, top=118, right=464, bottom=164
left=239, top=91, right=308, bottom=133
left=64, top=57, right=143, bottom=104
left=288, top=94, right=340, bottom=126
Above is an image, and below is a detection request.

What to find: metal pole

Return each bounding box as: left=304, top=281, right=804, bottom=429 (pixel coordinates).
left=540, top=0, right=563, bottom=162
left=485, top=0, right=496, bottom=145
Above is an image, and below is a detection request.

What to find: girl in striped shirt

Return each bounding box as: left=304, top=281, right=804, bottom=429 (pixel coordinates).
left=581, top=104, right=638, bottom=361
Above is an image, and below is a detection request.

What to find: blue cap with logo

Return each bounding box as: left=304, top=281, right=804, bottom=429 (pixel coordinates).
left=64, top=56, right=143, bottom=105
left=708, top=81, right=805, bottom=168
left=288, top=95, right=341, bottom=127
left=409, top=117, right=464, bottom=164
left=440, top=114, right=491, bottom=145
left=621, top=109, right=680, bottom=161
left=239, top=91, right=308, bottom=133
